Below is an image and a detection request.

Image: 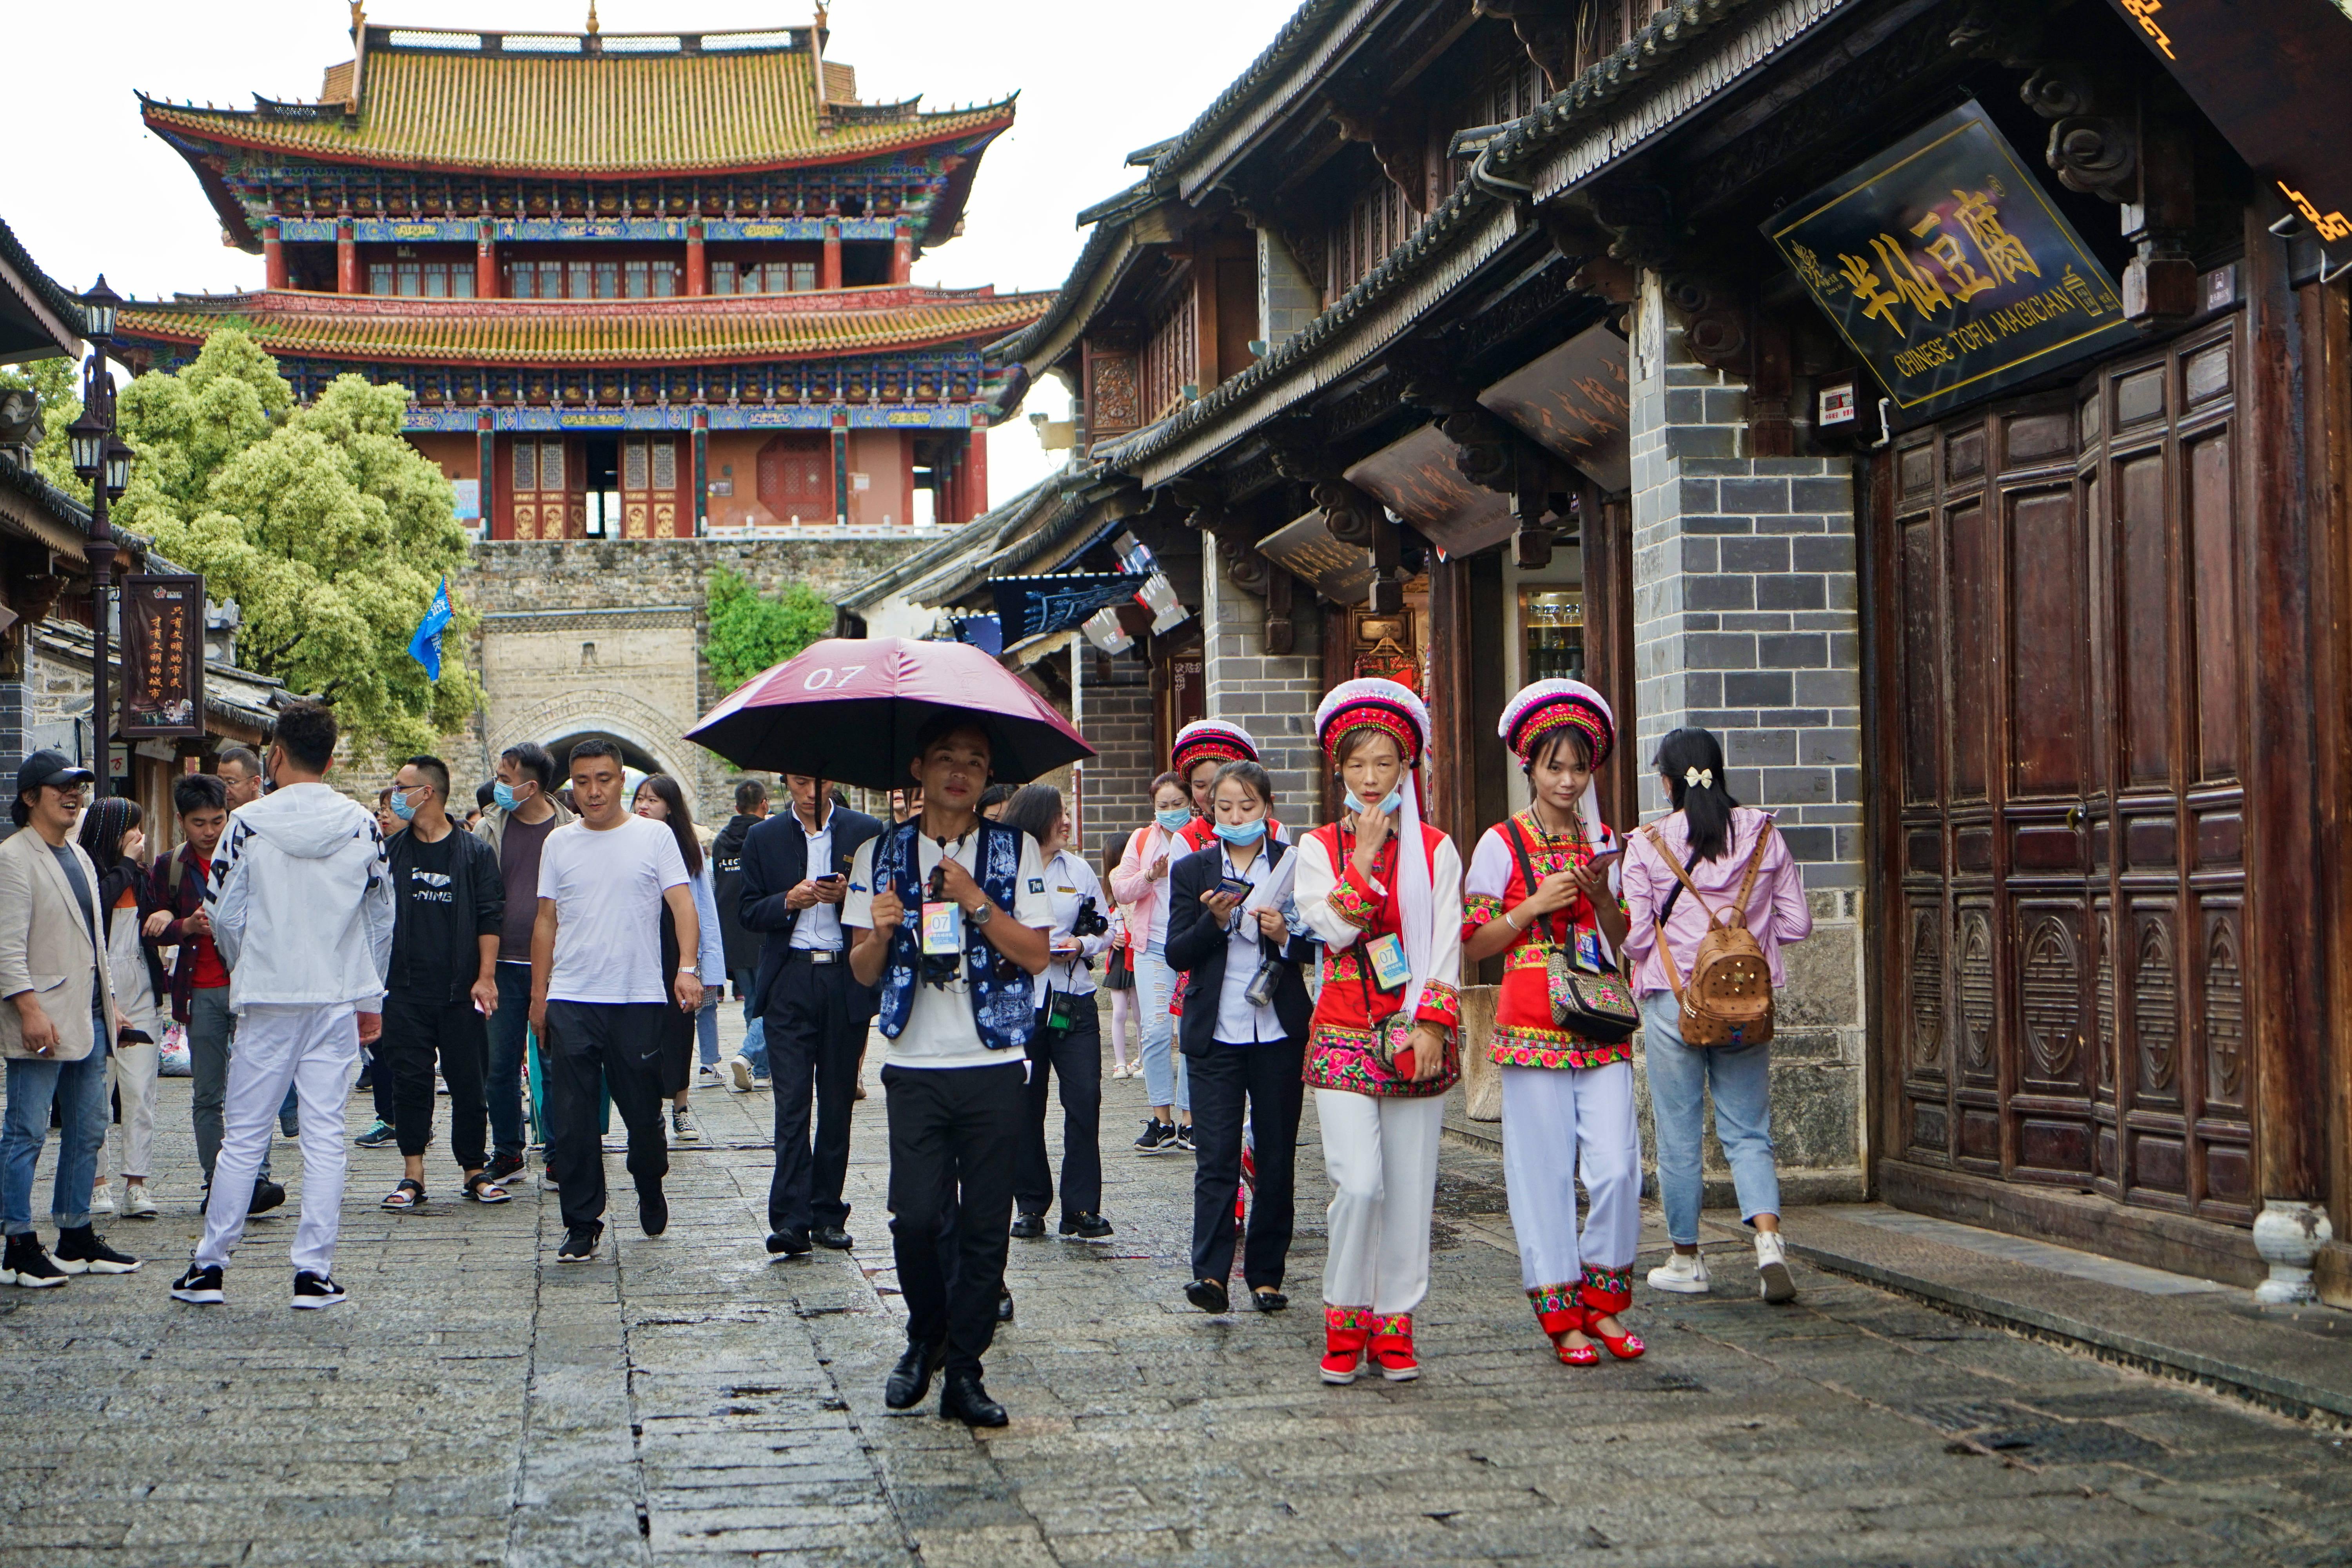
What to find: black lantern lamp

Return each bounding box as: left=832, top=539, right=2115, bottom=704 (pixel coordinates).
left=81, top=276, right=120, bottom=343
left=102, top=435, right=132, bottom=499
left=67, top=409, right=107, bottom=480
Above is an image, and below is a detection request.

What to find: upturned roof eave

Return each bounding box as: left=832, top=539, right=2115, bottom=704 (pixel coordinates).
left=0, top=215, right=91, bottom=352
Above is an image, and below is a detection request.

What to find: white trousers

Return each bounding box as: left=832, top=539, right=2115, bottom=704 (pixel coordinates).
left=1500, top=1061, right=1642, bottom=1291
left=1317, top=1089, right=1444, bottom=1315
left=197, top=1004, right=359, bottom=1277
left=100, top=1042, right=159, bottom=1182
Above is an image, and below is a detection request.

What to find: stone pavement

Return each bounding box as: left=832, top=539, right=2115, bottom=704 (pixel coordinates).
left=2, top=1011, right=2347, bottom=1567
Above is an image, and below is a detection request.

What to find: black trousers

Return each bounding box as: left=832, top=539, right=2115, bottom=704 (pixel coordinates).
left=883, top=1060, right=1025, bottom=1379
left=380, top=990, right=490, bottom=1169
left=765, top=955, right=869, bottom=1237
left=1013, top=993, right=1102, bottom=1220
left=1187, top=1034, right=1307, bottom=1292
left=544, top=1000, right=670, bottom=1234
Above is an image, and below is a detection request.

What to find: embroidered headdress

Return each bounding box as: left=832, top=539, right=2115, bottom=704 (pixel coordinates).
left=1497, top=678, right=1615, bottom=768
left=1314, top=678, right=1430, bottom=766
left=1170, top=718, right=1259, bottom=778
left=1314, top=678, right=1439, bottom=1020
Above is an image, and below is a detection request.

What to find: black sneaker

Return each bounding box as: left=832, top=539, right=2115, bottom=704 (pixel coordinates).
left=355, top=1122, right=397, bottom=1149
left=248, top=1178, right=286, bottom=1216
left=638, top=1184, right=669, bottom=1237
left=557, top=1225, right=602, bottom=1264
left=1060, top=1211, right=1115, bottom=1240
left=1133, top=1119, right=1176, bottom=1154
left=1174, top=1123, right=1196, bottom=1154
left=292, top=1270, right=346, bottom=1309
left=170, top=1261, right=225, bottom=1304
left=2, top=1234, right=66, bottom=1288
left=53, top=1226, right=141, bottom=1274
left=485, top=1151, right=525, bottom=1183
left=765, top=1229, right=811, bottom=1261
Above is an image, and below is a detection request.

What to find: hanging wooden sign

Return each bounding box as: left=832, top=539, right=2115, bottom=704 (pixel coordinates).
left=1343, top=425, right=1516, bottom=559
left=120, top=574, right=206, bottom=739
left=1765, top=100, right=2136, bottom=422
left=1477, top=322, right=1632, bottom=494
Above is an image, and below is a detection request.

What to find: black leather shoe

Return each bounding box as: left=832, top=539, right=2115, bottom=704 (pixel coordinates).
left=1185, top=1277, right=1230, bottom=1314
left=765, top=1229, right=811, bottom=1260
left=996, top=1286, right=1014, bottom=1324
left=248, top=1178, right=286, bottom=1217
left=813, top=1224, right=853, bottom=1251
left=884, top=1339, right=943, bottom=1410
left=638, top=1184, right=668, bottom=1237
left=1251, top=1287, right=1289, bottom=1312
left=940, top=1370, right=1008, bottom=1428
left=1060, top=1210, right=1114, bottom=1240
left=1009, top=1211, right=1045, bottom=1240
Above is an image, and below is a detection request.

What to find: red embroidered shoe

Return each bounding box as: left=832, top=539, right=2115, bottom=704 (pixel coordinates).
left=1369, top=1313, right=1418, bottom=1382
left=1531, top=1286, right=1593, bottom=1366
left=1592, top=1324, right=1645, bottom=1360
left=1321, top=1306, right=1370, bottom=1385
left=1559, top=1339, right=1600, bottom=1367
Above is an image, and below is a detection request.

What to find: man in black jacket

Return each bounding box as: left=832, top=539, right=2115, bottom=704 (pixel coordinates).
left=711, top=779, right=770, bottom=1090
left=740, top=773, right=883, bottom=1254
left=378, top=755, right=509, bottom=1209
left=1163, top=763, right=1317, bottom=1314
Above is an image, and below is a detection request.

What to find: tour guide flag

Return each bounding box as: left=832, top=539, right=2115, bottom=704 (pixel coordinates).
left=408, top=577, right=454, bottom=682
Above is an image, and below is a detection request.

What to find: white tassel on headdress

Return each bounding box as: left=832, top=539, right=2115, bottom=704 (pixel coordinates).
left=1316, top=678, right=1437, bottom=1022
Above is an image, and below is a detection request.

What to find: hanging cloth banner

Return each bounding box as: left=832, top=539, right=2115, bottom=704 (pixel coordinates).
left=989, top=573, right=1151, bottom=646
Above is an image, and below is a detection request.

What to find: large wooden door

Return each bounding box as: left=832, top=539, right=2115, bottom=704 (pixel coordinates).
left=1881, top=313, right=2254, bottom=1226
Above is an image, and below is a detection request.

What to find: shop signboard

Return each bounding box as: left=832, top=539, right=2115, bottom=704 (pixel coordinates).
left=120, top=574, right=206, bottom=738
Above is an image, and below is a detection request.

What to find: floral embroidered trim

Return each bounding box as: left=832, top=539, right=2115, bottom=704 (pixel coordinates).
left=1527, top=1285, right=1577, bottom=1319
left=1488, top=1024, right=1633, bottom=1072
left=1579, top=1263, right=1633, bottom=1313
left=1327, top=708, right=1422, bottom=765
left=1416, top=978, right=1462, bottom=1029
left=1372, top=1313, right=1412, bottom=1338
left=1321, top=950, right=1365, bottom=985
left=1325, top=1305, right=1372, bottom=1332
left=1304, top=1025, right=1459, bottom=1098
left=1503, top=946, right=1562, bottom=971
left=1325, top=868, right=1383, bottom=929
left=1463, top=893, right=1505, bottom=930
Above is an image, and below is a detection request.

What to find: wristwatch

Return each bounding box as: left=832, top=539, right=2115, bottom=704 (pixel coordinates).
left=966, top=899, right=995, bottom=928
left=678, top=963, right=698, bottom=975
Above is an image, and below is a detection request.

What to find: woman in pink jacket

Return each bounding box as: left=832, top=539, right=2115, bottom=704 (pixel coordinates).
left=1619, top=727, right=1812, bottom=1305
left=1109, top=772, right=1196, bottom=1152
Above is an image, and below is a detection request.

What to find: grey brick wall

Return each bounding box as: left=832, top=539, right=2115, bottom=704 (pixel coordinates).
left=1201, top=552, right=1323, bottom=818
left=1626, top=268, right=1866, bottom=1197
left=1075, top=647, right=1156, bottom=877
left=1257, top=227, right=1321, bottom=350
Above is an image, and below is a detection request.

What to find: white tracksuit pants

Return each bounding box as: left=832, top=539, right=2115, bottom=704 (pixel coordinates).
left=1317, top=1089, right=1444, bottom=1315
left=197, top=1004, right=359, bottom=1277
left=1500, top=1060, right=1642, bottom=1293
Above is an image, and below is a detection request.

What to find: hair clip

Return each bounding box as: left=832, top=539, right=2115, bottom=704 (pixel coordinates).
left=1684, top=767, right=1713, bottom=790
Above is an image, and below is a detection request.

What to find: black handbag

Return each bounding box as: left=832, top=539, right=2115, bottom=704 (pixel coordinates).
left=1503, top=820, right=1640, bottom=1045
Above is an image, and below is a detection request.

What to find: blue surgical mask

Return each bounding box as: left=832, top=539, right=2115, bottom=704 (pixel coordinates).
left=492, top=781, right=525, bottom=813
left=1155, top=808, right=1192, bottom=832
left=1344, top=788, right=1404, bottom=817
left=1212, top=818, right=1267, bottom=845
left=388, top=788, right=419, bottom=822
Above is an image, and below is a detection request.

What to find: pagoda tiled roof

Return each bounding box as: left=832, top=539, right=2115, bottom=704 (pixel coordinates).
left=115, top=286, right=1052, bottom=368
left=138, top=25, right=1015, bottom=178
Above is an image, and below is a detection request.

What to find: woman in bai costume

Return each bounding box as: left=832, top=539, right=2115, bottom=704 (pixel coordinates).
left=1461, top=681, right=1645, bottom=1365
left=1294, top=679, right=1464, bottom=1385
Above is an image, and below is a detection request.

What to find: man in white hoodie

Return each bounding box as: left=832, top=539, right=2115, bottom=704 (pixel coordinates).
left=171, top=701, right=395, bottom=1309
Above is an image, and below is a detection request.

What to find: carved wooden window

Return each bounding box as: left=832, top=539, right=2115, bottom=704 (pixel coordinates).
left=1140, top=275, right=1198, bottom=426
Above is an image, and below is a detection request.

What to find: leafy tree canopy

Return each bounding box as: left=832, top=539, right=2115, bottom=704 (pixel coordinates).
left=99, top=331, right=481, bottom=763
left=706, top=566, right=835, bottom=695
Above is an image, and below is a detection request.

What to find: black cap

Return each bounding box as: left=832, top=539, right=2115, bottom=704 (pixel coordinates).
left=11, top=749, right=95, bottom=826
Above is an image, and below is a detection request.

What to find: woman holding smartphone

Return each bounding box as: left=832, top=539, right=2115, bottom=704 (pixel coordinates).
left=1294, top=679, right=1463, bottom=1385
left=1165, top=759, right=1316, bottom=1315
left=1462, top=681, right=1643, bottom=1365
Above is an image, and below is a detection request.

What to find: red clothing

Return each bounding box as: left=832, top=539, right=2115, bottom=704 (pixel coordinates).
left=1463, top=810, right=1629, bottom=1071
left=1295, top=820, right=1463, bottom=1098
left=189, top=855, right=228, bottom=989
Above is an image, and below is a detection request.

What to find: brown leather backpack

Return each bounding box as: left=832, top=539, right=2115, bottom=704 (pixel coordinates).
left=1645, top=817, right=1776, bottom=1048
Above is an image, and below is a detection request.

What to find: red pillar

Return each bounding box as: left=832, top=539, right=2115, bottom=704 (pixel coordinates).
left=686, top=218, right=707, bottom=296
left=821, top=207, right=843, bottom=291
left=890, top=222, right=913, bottom=284
left=476, top=220, right=499, bottom=298
left=965, top=428, right=988, bottom=517
left=336, top=212, right=358, bottom=294
left=263, top=217, right=287, bottom=290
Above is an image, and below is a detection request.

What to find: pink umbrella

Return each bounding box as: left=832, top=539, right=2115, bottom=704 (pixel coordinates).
left=686, top=637, right=1093, bottom=791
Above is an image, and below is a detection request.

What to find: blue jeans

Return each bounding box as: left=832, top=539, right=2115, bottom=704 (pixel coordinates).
left=2, top=1025, right=110, bottom=1235
left=487, top=963, right=533, bottom=1157
left=733, top=965, right=768, bottom=1079
left=697, top=997, right=721, bottom=1068
left=1640, top=992, right=1781, bottom=1246
left=1135, top=943, right=1187, bottom=1114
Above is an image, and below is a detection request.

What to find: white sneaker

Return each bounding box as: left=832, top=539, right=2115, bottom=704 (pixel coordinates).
left=122, top=1182, right=156, bottom=1218
left=1756, top=1232, right=1797, bottom=1303
left=89, top=1181, right=116, bottom=1216
left=1647, top=1250, right=1711, bottom=1294
left=726, top=1055, right=755, bottom=1093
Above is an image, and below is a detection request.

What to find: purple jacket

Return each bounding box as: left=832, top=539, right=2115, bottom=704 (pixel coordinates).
left=1619, top=808, right=1812, bottom=998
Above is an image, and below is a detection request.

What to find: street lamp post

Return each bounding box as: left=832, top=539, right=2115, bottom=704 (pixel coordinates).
left=66, top=277, right=128, bottom=802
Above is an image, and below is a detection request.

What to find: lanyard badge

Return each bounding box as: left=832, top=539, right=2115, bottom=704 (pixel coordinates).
left=921, top=900, right=963, bottom=955
left=1364, top=932, right=1411, bottom=991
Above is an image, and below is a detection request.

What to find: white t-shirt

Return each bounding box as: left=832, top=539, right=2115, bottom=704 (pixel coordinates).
left=537, top=815, right=691, bottom=1004
left=843, top=829, right=1052, bottom=1071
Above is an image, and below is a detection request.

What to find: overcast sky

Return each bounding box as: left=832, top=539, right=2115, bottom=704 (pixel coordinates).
left=1, top=0, right=1300, bottom=503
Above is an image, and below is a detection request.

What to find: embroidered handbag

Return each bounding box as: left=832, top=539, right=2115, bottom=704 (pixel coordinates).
left=1503, top=820, right=1641, bottom=1044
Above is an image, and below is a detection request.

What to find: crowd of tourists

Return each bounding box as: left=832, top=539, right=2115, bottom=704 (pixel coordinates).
left=0, top=672, right=1810, bottom=1428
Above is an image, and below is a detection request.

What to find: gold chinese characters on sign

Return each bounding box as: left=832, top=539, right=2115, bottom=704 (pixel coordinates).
left=121, top=574, right=206, bottom=738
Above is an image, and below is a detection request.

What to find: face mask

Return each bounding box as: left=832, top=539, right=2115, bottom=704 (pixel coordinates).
left=1155, top=808, right=1192, bottom=832
left=1213, top=818, right=1267, bottom=845
left=492, top=781, right=527, bottom=813
left=1345, top=788, right=1404, bottom=817
left=388, top=788, right=419, bottom=823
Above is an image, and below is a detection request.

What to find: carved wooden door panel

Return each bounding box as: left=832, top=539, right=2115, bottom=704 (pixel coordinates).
left=2082, top=317, right=2255, bottom=1227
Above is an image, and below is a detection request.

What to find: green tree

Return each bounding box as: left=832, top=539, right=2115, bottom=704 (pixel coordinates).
left=705, top=566, right=836, bottom=694
left=108, top=330, right=480, bottom=762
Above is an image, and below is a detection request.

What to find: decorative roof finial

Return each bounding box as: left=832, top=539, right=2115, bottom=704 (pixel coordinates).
left=349, top=2, right=364, bottom=31
left=815, top=3, right=828, bottom=31
left=585, top=1, right=600, bottom=34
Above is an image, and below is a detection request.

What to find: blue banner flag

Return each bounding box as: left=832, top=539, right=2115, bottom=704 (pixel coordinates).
left=407, top=577, right=454, bottom=682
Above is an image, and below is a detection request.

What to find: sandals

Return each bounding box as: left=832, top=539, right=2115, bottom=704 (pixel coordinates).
left=463, top=1171, right=512, bottom=1205
left=381, top=1178, right=425, bottom=1212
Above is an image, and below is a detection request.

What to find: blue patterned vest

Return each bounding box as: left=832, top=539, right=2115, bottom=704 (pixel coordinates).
left=871, top=818, right=1035, bottom=1053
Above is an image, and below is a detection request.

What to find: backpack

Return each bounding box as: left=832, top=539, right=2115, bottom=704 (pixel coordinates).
left=1644, top=817, right=1777, bottom=1048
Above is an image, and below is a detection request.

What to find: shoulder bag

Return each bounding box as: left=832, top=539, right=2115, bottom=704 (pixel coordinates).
left=1503, top=820, right=1640, bottom=1045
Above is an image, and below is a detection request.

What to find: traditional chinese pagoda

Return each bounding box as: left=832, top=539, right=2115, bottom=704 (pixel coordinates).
left=118, top=6, right=1046, bottom=537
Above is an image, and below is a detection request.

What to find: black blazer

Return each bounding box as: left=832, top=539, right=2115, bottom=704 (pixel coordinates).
left=1163, top=839, right=1316, bottom=1056
left=739, top=804, right=884, bottom=1021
